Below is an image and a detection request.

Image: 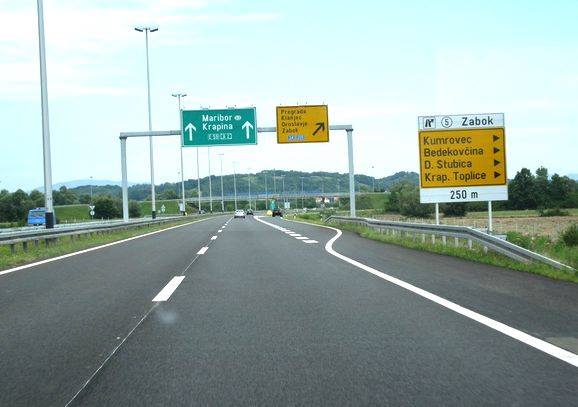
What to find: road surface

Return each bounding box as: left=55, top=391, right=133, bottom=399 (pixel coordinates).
left=1, top=214, right=577, bottom=406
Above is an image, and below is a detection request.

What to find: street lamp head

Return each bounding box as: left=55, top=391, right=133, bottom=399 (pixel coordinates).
left=134, top=26, right=159, bottom=32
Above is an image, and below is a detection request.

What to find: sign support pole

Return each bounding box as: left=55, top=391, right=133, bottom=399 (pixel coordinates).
left=435, top=203, right=440, bottom=225
left=346, top=129, right=356, bottom=217
left=488, top=201, right=493, bottom=234
left=196, top=148, right=201, bottom=213
left=208, top=148, right=213, bottom=212
left=120, top=137, right=129, bottom=222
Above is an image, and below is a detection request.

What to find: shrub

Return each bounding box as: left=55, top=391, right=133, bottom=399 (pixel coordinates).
left=539, top=208, right=569, bottom=217
left=442, top=203, right=467, bottom=217
left=507, top=231, right=532, bottom=249
left=128, top=200, right=141, bottom=218
left=94, top=196, right=121, bottom=219
left=561, top=224, right=578, bottom=247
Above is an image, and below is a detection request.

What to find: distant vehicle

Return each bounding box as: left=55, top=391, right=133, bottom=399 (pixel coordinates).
left=27, top=207, right=51, bottom=226
left=234, top=209, right=246, bottom=219
left=269, top=200, right=283, bottom=217
left=246, top=208, right=254, bottom=215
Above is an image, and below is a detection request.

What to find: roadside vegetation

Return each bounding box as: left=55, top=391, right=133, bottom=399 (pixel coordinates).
left=0, top=216, right=211, bottom=271
left=293, top=213, right=578, bottom=283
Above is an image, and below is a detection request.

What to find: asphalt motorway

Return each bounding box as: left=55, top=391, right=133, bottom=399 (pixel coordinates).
left=1, top=214, right=577, bottom=406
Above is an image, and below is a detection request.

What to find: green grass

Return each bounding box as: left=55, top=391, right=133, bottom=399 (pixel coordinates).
left=55, top=204, right=91, bottom=222
left=0, top=216, right=212, bottom=271
left=293, top=214, right=578, bottom=283
left=139, top=200, right=182, bottom=215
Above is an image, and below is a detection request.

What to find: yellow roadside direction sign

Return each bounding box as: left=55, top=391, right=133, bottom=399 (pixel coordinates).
left=276, top=105, right=329, bottom=143
left=418, top=128, right=507, bottom=188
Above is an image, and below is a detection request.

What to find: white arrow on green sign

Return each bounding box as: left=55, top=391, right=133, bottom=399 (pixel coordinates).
left=181, top=107, right=257, bottom=147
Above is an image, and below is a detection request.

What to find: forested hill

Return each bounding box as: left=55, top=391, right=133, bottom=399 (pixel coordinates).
left=66, top=170, right=419, bottom=202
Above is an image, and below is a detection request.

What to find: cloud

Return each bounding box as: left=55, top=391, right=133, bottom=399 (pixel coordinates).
left=0, top=0, right=280, bottom=100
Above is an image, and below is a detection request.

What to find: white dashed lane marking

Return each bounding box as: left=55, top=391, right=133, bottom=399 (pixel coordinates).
left=255, top=217, right=318, bottom=245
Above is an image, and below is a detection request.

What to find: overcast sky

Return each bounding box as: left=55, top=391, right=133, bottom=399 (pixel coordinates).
left=1, top=0, right=578, bottom=191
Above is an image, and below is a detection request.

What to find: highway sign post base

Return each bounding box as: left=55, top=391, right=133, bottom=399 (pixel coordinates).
left=45, top=212, right=55, bottom=229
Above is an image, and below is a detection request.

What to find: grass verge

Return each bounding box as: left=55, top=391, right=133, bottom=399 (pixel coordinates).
left=0, top=216, right=214, bottom=271
left=292, top=214, right=578, bottom=284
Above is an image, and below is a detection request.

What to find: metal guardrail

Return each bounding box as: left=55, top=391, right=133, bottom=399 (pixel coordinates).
left=326, top=216, right=575, bottom=272
left=0, top=214, right=220, bottom=254
left=0, top=216, right=184, bottom=242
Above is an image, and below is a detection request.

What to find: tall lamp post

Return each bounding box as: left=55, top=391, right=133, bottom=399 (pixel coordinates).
left=171, top=93, right=186, bottom=215
left=207, top=148, right=213, bottom=212
left=264, top=171, right=268, bottom=210
left=247, top=168, right=252, bottom=211
left=36, top=0, right=55, bottom=228
left=371, top=165, right=375, bottom=192
left=233, top=161, right=238, bottom=210
left=281, top=175, right=286, bottom=205
left=134, top=25, right=158, bottom=219
left=300, top=176, right=305, bottom=209
left=218, top=153, right=224, bottom=211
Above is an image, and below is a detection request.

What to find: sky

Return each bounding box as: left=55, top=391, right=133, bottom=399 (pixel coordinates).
left=1, top=0, right=578, bottom=191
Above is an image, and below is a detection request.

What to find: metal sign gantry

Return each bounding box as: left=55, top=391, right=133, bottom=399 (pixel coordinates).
left=119, top=124, right=355, bottom=222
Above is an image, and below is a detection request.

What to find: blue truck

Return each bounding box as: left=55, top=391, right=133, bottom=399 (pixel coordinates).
left=27, top=207, right=54, bottom=226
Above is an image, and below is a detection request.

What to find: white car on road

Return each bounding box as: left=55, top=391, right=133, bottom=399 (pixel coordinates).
left=234, top=210, right=246, bottom=219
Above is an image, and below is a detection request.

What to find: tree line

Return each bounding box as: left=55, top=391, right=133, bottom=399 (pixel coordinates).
left=387, top=167, right=578, bottom=217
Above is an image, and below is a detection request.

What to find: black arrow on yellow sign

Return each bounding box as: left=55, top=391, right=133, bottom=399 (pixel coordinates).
left=494, top=159, right=500, bottom=166
left=313, top=122, right=325, bottom=136
left=494, top=171, right=501, bottom=178
left=493, top=134, right=500, bottom=142
left=493, top=147, right=500, bottom=154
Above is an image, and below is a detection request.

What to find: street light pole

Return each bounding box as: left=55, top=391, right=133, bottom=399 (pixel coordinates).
left=207, top=148, right=213, bottom=212
left=264, top=171, right=268, bottom=210
left=196, top=147, right=201, bottom=213
left=135, top=25, right=158, bottom=219
left=36, top=0, right=54, bottom=229
left=281, top=175, right=286, bottom=205
left=300, top=177, right=305, bottom=209
left=218, top=153, right=224, bottom=211
left=233, top=162, right=238, bottom=210
left=372, top=165, right=375, bottom=192
left=172, top=93, right=186, bottom=215
left=273, top=168, right=276, bottom=195
left=248, top=168, right=252, bottom=211
left=89, top=176, right=93, bottom=204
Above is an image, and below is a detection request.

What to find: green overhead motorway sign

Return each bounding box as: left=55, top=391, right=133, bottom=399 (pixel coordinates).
left=181, top=107, right=257, bottom=147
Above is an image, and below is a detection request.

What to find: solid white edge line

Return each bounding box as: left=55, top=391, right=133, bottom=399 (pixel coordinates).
left=211, top=236, right=218, bottom=240
left=0, top=217, right=217, bottom=277
left=284, top=217, right=578, bottom=369
left=197, top=246, right=209, bottom=255
left=152, top=276, right=185, bottom=302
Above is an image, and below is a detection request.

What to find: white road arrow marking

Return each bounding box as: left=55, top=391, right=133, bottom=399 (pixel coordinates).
left=185, top=123, right=197, bottom=141
left=241, top=121, right=253, bottom=139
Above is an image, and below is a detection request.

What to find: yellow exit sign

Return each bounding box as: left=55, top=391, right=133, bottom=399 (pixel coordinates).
left=276, top=105, right=329, bottom=143
left=418, top=128, right=507, bottom=188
